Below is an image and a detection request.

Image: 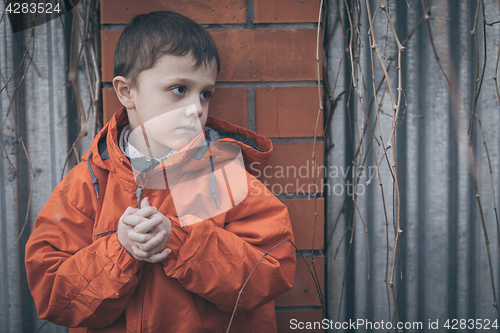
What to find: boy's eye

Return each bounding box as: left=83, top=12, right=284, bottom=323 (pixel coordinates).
left=201, top=91, right=213, bottom=100
left=171, top=86, right=186, bottom=95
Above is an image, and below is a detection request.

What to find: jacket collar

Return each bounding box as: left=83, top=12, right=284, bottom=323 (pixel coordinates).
left=82, top=106, right=274, bottom=182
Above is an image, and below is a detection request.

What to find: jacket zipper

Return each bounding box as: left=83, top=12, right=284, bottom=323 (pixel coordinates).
left=136, top=186, right=144, bottom=208
left=136, top=172, right=149, bottom=208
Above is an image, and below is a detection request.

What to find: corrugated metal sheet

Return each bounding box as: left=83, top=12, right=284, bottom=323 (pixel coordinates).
left=0, top=1, right=95, bottom=332
left=326, top=0, right=500, bottom=331
left=3, top=0, right=500, bottom=331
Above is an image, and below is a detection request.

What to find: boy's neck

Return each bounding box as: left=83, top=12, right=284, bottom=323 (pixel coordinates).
left=119, top=124, right=177, bottom=162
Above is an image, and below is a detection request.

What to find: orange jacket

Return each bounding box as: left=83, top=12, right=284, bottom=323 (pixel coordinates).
left=25, top=107, right=296, bottom=332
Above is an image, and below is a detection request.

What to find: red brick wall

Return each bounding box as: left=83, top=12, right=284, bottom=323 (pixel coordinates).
left=100, top=1, right=324, bottom=331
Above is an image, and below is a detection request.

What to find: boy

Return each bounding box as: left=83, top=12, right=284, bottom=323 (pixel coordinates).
left=25, top=10, right=296, bottom=333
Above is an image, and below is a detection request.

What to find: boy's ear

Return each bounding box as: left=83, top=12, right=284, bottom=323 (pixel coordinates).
left=113, top=76, right=135, bottom=110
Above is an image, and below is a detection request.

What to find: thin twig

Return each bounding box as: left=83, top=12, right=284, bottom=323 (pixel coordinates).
left=420, top=0, right=452, bottom=87
left=485, top=20, right=500, bottom=26
left=0, top=6, right=38, bottom=93
left=310, top=0, right=324, bottom=284
left=226, top=238, right=324, bottom=333
left=468, top=0, right=500, bottom=316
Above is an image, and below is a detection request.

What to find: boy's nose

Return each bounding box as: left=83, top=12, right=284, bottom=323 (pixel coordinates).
left=184, top=102, right=203, bottom=117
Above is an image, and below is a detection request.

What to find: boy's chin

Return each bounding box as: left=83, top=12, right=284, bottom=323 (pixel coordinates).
left=137, top=131, right=205, bottom=158
left=157, top=137, right=195, bottom=152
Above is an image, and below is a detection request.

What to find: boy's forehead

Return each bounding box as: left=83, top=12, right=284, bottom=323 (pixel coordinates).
left=139, top=53, right=217, bottom=84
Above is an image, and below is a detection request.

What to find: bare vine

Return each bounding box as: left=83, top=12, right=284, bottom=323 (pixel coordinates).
left=325, top=0, right=500, bottom=326
left=468, top=0, right=500, bottom=316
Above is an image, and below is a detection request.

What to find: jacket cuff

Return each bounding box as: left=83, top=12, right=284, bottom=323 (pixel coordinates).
left=107, top=232, right=144, bottom=276
left=161, top=216, right=189, bottom=267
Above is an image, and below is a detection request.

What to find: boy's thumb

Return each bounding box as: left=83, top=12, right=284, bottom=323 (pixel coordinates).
left=141, top=196, right=150, bottom=208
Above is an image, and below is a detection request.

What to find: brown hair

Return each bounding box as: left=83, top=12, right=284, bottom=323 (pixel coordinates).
left=113, top=11, right=220, bottom=89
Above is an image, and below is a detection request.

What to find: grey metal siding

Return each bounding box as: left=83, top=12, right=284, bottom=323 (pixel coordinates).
left=0, top=1, right=94, bottom=331
left=326, top=0, right=500, bottom=331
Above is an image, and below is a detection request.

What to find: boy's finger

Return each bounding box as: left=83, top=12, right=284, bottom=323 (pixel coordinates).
left=128, top=230, right=153, bottom=243
left=131, top=244, right=155, bottom=260
left=140, top=230, right=167, bottom=252
left=141, top=197, right=150, bottom=208
left=132, top=206, right=157, bottom=218
left=122, top=214, right=149, bottom=227
left=134, top=217, right=161, bottom=234
left=130, top=245, right=147, bottom=260
left=124, top=206, right=139, bottom=216
left=146, top=248, right=172, bottom=264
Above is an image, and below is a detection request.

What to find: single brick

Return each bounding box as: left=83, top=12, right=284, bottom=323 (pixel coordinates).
left=255, top=86, right=323, bottom=138
left=102, top=88, right=123, bottom=124
left=254, top=0, right=322, bottom=23
left=275, top=309, right=324, bottom=332
left=275, top=255, right=324, bottom=307
left=102, top=30, right=320, bottom=82
left=257, top=142, right=324, bottom=194
left=211, top=29, right=319, bottom=81
left=209, top=87, right=248, bottom=128
left=100, top=0, right=247, bottom=24
left=101, top=30, right=121, bottom=83
left=282, top=198, right=324, bottom=250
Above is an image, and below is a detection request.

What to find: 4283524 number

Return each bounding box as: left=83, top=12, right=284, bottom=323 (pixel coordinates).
left=5, top=2, right=62, bottom=15
left=444, top=319, right=498, bottom=330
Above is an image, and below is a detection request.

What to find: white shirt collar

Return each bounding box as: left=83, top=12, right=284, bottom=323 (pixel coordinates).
left=119, top=124, right=178, bottom=163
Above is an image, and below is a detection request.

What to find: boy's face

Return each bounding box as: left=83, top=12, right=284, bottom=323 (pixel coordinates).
left=119, top=53, right=217, bottom=158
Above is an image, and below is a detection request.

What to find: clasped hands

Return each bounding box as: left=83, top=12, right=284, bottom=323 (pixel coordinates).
left=118, top=197, right=172, bottom=263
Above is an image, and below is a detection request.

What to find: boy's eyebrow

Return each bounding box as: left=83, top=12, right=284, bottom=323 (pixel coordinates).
left=165, top=78, right=215, bottom=89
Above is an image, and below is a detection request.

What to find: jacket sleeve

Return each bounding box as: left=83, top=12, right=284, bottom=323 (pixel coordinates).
left=25, top=164, right=144, bottom=328
left=162, top=176, right=296, bottom=313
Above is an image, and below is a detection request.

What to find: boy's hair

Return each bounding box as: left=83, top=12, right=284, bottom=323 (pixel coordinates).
left=113, top=11, right=221, bottom=89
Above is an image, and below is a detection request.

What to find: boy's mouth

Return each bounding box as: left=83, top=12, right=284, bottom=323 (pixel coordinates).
left=176, top=125, right=196, bottom=133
